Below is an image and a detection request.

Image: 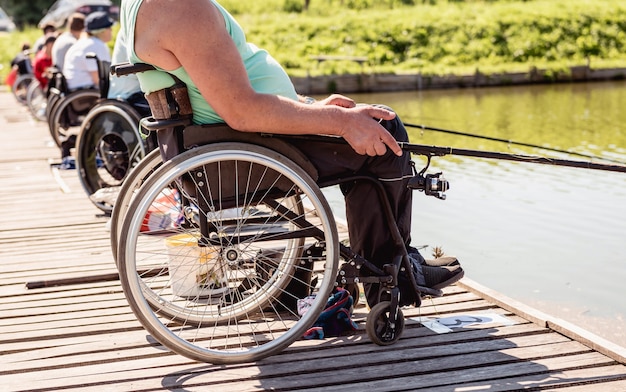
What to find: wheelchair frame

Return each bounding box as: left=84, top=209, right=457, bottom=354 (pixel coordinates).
left=111, top=62, right=441, bottom=364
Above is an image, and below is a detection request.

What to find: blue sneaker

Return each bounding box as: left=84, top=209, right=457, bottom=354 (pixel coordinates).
left=59, top=156, right=76, bottom=170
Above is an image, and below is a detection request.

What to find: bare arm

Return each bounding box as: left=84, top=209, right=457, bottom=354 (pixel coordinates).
left=134, top=0, right=401, bottom=156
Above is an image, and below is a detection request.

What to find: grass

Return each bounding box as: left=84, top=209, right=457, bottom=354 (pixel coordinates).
left=2, top=0, right=626, bottom=83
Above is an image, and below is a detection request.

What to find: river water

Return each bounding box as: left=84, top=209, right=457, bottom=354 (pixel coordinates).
left=320, top=80, right=626, bottom=348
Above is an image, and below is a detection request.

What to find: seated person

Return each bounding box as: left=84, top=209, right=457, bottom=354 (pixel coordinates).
left=120, top=0, right=463, bottom=308
left=63, top=11, right=113, bottom=91
left=33, top=24, right=57, bottom=53
left=51, top=13, right=85, bottom=72
left=10, top=42, right=33, bottom=76
left=33, top=35, right=56, bottom=90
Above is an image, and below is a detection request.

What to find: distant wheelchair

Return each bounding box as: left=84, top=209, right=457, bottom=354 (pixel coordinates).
left=10, top=52, right=34, bottom=105
left=26, top=79, right=46, bottom=121
left=25, top=65, right=60, bottom=122
left=75, top=97, right=154, bottom=213
left=74, top=56, right=155, bottom=213
left=45, top=61, right=102, bottom=149
left=12, top=72, right=35, bottom=106
left=111, top=63, right=452, bottom=364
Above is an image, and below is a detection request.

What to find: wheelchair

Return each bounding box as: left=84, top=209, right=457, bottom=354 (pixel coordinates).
left=26, top=79, right=46, bottom=121
left=74, top=56, right=155, bottom=214
left=12, top=72, right=35, bottom=105
left=45, top=61, right=102, bottom=149
left=10, top=53, right=35, bottom=105
left=111, top=63, right=452, bottom=364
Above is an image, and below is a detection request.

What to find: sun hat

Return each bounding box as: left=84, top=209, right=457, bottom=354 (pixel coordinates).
left=85, top=11, right=113, bottom=33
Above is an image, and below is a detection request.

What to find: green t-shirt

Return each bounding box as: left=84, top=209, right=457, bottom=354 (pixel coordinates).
left=120, top=0, right=298, bottom=124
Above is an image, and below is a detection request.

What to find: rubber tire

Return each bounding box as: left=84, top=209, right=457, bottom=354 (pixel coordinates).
left=12, top=74, right=34, bottom=105
left=75, top=100, right=147, bottom=213
left=49, top=89, right=99, bottom=148
left=109, top=148, right=162, bottom=263
left=118, top=142, right=339, bottom=363
left=366, top=301, right=405, bottom=346
left=26, top=80, right=46, bottom=121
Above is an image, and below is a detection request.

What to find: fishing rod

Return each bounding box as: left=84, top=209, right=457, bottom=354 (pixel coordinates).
left=265, top=133, right=626, bottom=173
left=399, top=142, right=626, bottom=174
left=403, top=122, right=626, bottom=165
left=264, top=133, right=626, bottom=200
left=399, top=141, right=626, bottom=200
left=265, top=133, right=626, bottom=174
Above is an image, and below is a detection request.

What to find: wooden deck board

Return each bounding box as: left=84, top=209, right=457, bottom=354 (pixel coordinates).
left=1, top=89, right=626, bottom=391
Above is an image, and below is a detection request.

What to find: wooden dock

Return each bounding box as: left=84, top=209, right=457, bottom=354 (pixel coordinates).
left=2, top=88, right=626, bottom=391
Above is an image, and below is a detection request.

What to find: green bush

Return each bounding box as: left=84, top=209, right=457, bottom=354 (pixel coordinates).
left=283, top=0, right=305, bottom=13
left=2, top=0, right=626, bottom=82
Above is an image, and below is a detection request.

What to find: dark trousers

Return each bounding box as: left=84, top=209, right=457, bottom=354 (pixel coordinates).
left=157, top=110, right=415, bottom=305
left=288, top=111, right=413, bottom=277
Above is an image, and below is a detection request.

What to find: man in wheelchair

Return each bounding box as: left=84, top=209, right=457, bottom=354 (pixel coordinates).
left=118, top=0, right=463, bottom=309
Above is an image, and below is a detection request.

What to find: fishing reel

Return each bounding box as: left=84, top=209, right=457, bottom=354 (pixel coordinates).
left=407, top=157, right=449, bottom=200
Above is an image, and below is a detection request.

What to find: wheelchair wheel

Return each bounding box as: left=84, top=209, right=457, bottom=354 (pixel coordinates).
left=12, top=74, right=34, bottom=105
left=76, top=100, right=147, bottom=213
left=117, top=142, right=339, bottom=363
left=26, top=80, right=46, bottom=121
left=366, top=301, right=405, bottom=346
left=110, top=148, right=162, bottom=261
left=114, top=147, right=310, bottom=320
left=49, top=89, right=99, bottom=148
left=46, top=91, right=62, bottom=131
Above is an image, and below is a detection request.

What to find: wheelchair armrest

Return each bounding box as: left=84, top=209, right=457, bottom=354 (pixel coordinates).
left=110, top=62, right=156, bottom=77
left=140, top=116, right=193, bottom=131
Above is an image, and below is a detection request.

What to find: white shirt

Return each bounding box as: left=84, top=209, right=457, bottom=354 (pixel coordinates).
left=63, top=35, right=111, bottom=90
left=51, top=31, right=77, bottom=71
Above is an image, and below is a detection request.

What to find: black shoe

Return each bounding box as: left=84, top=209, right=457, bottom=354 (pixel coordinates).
left=422, top=264, right=464, bottom=290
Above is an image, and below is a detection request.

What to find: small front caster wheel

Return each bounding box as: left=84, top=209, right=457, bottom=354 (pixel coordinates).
left=366, top=301, right=404, bottom=346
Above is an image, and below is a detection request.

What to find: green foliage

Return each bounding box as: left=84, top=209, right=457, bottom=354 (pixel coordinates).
left=0, top=0, right=120, bottom=27
left=2, top=0, right=626, bottom=82
left=0, top=28, right=40, bottom=81
left=0, top=0, right=56, bottom=27
left=283, top=0, right=304, bottom=13
left=239, top=0, right=626, bottom=76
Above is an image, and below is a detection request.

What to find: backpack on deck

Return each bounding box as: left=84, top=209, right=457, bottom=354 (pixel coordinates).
left=297, top=287, right=358, bottom=340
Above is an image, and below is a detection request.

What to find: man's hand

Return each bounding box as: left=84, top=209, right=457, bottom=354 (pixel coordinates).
left=339, top=105, right=402, bottom=157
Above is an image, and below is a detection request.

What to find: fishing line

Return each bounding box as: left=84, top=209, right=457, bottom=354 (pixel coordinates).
left=404, top=122, right=626, bottom=165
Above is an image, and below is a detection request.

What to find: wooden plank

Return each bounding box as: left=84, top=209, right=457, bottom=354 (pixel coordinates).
left=383, top=366, right=626, bottom=392
left=1, top=317, right=554, bottom=371
left=0, top=329, right=590, bottom=390
left=459, top=278, right=626, bottom=364
left=542, top=378, right=626, bottom=392
left=2, top=88, right=626, bottom=392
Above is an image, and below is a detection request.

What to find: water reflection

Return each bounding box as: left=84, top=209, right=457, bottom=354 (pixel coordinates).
left=329, top=81, right=626, bottom=347
left=356, top=80, right=626, bottom=161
